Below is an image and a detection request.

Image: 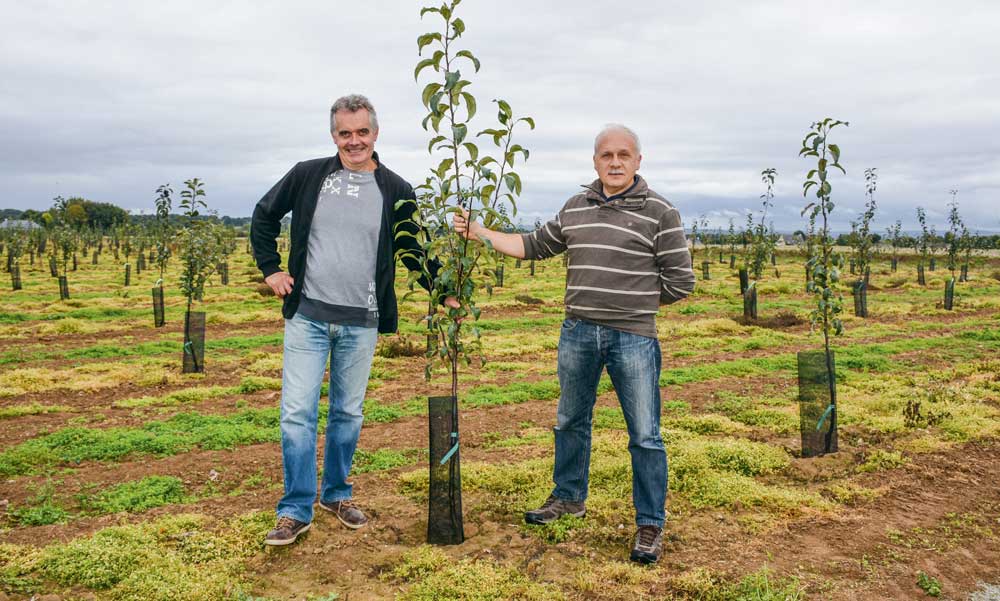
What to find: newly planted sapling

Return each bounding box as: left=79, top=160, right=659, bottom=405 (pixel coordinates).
left=799, top=118, right=848, bottom=456
left=886, top=220, right=902, bottom=272
left=400, top=0, right=534, bottom=545
left=916, top=207, right=932, bottom=285
left=742, top=168, right=778, bottom=318
left=691, top=215, right=710, bottom=280
left=726, top=218, right=738, bottom=268
left=152, top=184, right=173, bottom=327
left=848, top=168, right=877, bottom=317
left=944, top=190, right=962, bottom=309
left=175, top=178, right=220, bottom=372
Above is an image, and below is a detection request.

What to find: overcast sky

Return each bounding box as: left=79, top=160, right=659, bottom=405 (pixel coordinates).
left=2, top=1, right=998, bottom=232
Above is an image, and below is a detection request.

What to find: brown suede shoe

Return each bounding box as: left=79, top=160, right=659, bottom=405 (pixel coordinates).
left=630, top=525, right=663, bottom=564
left=264, top=516, right=310, bottom=546
left=318, top=499, right=368, bottom=529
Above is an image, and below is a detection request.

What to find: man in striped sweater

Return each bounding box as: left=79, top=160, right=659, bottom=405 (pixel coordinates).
left=453, top=124, right=695, bottom=564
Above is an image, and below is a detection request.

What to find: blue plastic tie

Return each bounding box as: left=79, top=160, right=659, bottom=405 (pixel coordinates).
left=439, top=433, right=459, bottom=465
left=815, top=403, right=835, bottom=432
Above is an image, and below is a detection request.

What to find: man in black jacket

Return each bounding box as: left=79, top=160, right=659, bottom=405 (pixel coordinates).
left=252, top=94, right=454, bottom=545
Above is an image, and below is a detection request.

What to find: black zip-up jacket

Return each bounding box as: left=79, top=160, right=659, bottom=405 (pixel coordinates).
left=251, top=151, right=434, bottom=334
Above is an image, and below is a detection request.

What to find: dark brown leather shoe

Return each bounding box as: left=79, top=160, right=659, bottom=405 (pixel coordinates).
left=318, top=499, right=368, bottom=529
left=264, top=516, right=310, bottom=546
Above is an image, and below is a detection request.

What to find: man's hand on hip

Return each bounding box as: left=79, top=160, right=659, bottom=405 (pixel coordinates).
left=265, top=272, right=295, bottom=298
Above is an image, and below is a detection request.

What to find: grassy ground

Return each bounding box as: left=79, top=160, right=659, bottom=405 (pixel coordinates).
left=1, top=243, right=998, bottom=600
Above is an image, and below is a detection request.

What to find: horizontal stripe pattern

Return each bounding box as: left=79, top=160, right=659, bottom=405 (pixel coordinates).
left=521, top=176, right=695, bottom=337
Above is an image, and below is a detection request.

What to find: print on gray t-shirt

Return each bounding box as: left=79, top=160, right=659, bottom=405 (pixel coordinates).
left=299, top=168, right=382, bottom=327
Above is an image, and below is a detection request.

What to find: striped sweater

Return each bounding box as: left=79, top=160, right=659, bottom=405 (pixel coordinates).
left=521, top=176, right=695, bottom=338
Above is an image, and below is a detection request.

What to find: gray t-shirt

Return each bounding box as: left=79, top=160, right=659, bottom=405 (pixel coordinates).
left=298, top=168, right=382, bottom=327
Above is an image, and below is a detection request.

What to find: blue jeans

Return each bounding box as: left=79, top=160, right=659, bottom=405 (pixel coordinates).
left=552, top=318, right=667, bottom=527
left=276, top=312, right=378, bottom=523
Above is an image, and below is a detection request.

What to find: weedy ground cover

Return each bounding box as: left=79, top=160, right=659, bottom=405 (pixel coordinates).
left=0, top=241, right=998, bottom=599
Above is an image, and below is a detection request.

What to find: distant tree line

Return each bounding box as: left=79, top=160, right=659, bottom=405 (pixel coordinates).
left=1, top=199, right=251, bottom=231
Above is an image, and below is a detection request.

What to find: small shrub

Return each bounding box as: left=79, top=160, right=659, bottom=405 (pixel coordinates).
left=857, top=449, right=908, bottom=473
left=377, top=335, right=425, bottom=358
left=916, top=571, right=942, bottom=597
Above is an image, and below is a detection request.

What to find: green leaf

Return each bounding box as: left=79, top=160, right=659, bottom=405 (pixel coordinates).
left=829, top=144, right=841, bottom=164
left=453, top=123, right=468, bottom=144
left=444, top=70, right=461, bottom=91
left=503, top=172, right=522, bottom=196
left=452, top=18, right=465, bottom=37
left=414, top=58, right=437, bottom=81
left=421, top=82, right=442, bottom=108
left=519, top=117, right=536, bottom=130
left=420, top=6, right=440, bottom=17
left=462, top=142, right=479, bottom=162
left=427, top=135, right=447, bottom=154
left=417, top=33, right=441, bottom=54
left=461, top=92, right=477, bottom=120
left=455, top=49, right=480, bottom=72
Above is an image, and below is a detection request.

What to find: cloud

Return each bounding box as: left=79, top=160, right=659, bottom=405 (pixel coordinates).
left=1, top=0, right=998, bottom=232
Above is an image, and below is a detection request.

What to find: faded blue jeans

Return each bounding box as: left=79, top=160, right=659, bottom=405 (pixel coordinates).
left=552, top=318, right=667, bottom=527
left=276, top=312, right=378, bottom=523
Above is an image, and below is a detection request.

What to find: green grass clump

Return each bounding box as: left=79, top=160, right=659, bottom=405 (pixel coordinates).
left=79, top=475, right=187, bottom=514
left=523, top=514, right=584, bottom=544
left=391, top=546, right=563, bottom=601
left=0, top=403, right=72, bottom=419
left=463, top=380, right=561, bottom=407
left=857, top=449, right=909, bottom=473
left=669, top=437, right=821, bottom=512
left=667, top=567, right=804, bottom=600
left=0, top=408, right=285, bottom=476
left=40, top=526, right=158, bottom=589
left=11, top=500, right=70, bottom=526
left=353, top=449, right=416, bottom=474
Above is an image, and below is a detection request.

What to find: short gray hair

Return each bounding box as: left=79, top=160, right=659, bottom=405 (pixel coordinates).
left=594, top=123, right=641, bottom=154
left=330, top=94, right=379, bottom=133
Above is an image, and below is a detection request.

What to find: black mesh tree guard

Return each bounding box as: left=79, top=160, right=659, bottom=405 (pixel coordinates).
left=944, top=277, right=955, bottom=311
left=743, top=283, right=757, bottom=320
left=797, top=349, right=838, bottom=457
left=929, top=257, right=936, bottom=271
left=719, top=250, right=725, bottom=263
left=496, top=264, right=504, bottom=288
left=11, top=265, right=21, bottom=291
left=124, top=264, right=131, bottom=287
left=771, top=253, right=777, bottom=266
left=427, top=395, right=464, bottom=545
left=852, top=280, right=868, bottom=318
left=92, top=251, right=98, bottom=265
left=738, top=269, right=749, bottom=297
left=218, top=262, right=229, bottom=286
left=182, top=311, right=206, bottom=374
left=515, top=258, right=521, bottom=269
left=849, top=258, right=855, bottom=274
left=729, top=254, right=736, bottom=269
left=529, top=259, right=535, bottom=276
left=49, top=257, right=58, bottom=278
left=152, top=285, right=166, bottom=328
left=72, top=254, right=77, bottom=272
left=701, top=261, right=710, bottom=281
left=917, top=263, right=926, bottom=286
left=960, top=264, right=968, bottom=282
left=58, top=276, right=69, bottom=300
left=137, top=253, right=145, bottom=273
left=863, top=266, right=870, bottom=286
left=891, top=257, right=898, bottom=272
